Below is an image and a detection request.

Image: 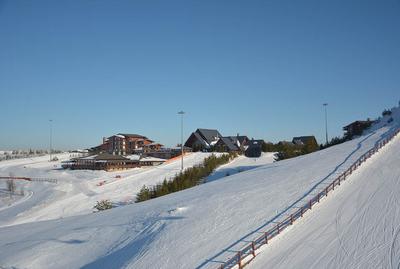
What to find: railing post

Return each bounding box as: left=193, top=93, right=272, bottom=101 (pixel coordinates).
left=290, top=214, right=293, bottom=225
left=301, top=206, right=304, bottom=217
left=277, top=223, right=280, bottom=234
left=264, top=232, right=268, bottom=244
left=309, top=200, right=312, bottom=210
left=317, top=192, right=320, bottom=202
left=251, top=241, right=256, bottom=257
left=325, top=186, right=328, bottom=196
left=237, top=251, right=242, bottom=269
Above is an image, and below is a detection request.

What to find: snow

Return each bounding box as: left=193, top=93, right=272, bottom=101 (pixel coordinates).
left=0, top=152, right=221, bottom=227
left=0, top=106, right=399, bottom=269
left=139, top=156, right=167, bottom=162
left=206, top=153, right=276, bottom=182
left=125, top=154, right=141, bottom=161
left=250, top=131, right=400, bottom=269
left=80, top=155, right=98, bottom=160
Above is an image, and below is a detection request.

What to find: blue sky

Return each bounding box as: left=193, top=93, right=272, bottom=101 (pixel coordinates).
left=0, top=0, right=399, bottom=150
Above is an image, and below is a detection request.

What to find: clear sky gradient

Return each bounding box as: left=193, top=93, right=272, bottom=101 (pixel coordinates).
left=1, top=0, right=399, bottom=150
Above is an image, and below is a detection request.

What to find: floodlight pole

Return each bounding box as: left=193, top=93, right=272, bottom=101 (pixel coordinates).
left=178, top=111, right=185, bottom=171
left=49, top=119, right=53, bottom=162
left=323, top=103, right=328, bottom=145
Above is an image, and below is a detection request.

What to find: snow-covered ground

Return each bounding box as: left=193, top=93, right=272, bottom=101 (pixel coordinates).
left=0, top=106, right=398, bottom=269
left=207, top=153, right=276, bottom=182
left=251, top=129, right=400, bottom=269
left=0, top=152, right=226, bottom=226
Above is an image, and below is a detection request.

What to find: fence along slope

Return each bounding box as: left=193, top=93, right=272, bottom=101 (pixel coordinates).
left=218, top=127, right=400, bottom=269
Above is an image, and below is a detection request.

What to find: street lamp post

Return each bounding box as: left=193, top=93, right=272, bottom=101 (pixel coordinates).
left=178, top=111, right=185, bottom=171
left=49, top=119, right=53, bottom=162
left=323, top=103, right=328, bottom=145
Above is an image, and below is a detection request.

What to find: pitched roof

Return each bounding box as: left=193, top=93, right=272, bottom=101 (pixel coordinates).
left=343, top=120, right=374, bottom=130
left=218, top=137, right=240, bottom=151
left=196, top=128, right=222, bottom=144
left=228, top=136, right=248, bottom=146
left=247, top=139, right=264, bottom=147
left=192, top=132, right=210, bottom=147
left=119, top=133, right=147, bottom=138
left=292, top=136, right=317, bottom=145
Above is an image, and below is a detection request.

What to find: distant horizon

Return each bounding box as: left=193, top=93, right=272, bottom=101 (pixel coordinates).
left=1, top=100, right=399, bottom=151
left=1, top=0, right=399, bottom=150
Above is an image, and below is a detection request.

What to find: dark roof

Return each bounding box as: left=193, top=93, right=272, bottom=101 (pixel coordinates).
left=193, top=132, right=209, bottom=147
left=343, top=120, right=374, bottom=130
left=228, top=136, right=249, bottom=145
left=292, top=136, right=317, bottom=145
left=118, top=133, right=148, bottom=139
left=247, top=139, right=264, bottom=147
left=196, top=128, right=222, bottom=144
left=278, top=141, right=295, bottom=146
left=218, top=137, right=240, bottom=151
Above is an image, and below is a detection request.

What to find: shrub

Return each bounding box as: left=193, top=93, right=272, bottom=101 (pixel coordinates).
left=94, top=200, right=114, bottom=211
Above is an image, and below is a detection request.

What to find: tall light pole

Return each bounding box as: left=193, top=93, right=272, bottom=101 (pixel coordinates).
left=323, top=103, right=328, bottom=145
left=178, top=111, right=185, bottom=171
left=49, top=119, right=53, bottom=162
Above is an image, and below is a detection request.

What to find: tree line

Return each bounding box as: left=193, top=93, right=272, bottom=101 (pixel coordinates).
left=261, top=140, right=319, bottom=161
left=136, top=152, right=238, bottom=202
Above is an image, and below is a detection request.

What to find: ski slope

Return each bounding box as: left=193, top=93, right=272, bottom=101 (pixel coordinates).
left=251, top=130, right=400, bottom=269
left=0, top=152, right=222, bottom=226
left=207, top=153, right=276, bottom=182
left=0, top=107, right=398, bottom=269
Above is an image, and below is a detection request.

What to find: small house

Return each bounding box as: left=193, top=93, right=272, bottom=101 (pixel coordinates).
left=245, top=139, right=264, bottom=158
left=343, top=120, right=374, bottom=139
left=184, top=128, right=222, bottom=151
left=215, top=137, right=240, bottom=152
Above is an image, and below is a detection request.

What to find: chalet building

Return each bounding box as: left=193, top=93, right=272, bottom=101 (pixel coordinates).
left=214, top=135, right=249, bottom=152
left=343, top=120, right=374, bottom=139
left=62, top=153, right=168, bottom=171
left=143, top=143, right=164, bottom=153
left=91, top=133, right=158, bottom=155
left=232, top=135, right=249, bottom=150
left=106, top=133, right=154, bottom=155
left=61, top=153, right=139, bottom=171
left=292, top=136, right=318, bottom=147
left=215, top=137, right=240, bottom=152
left=138, top=156, right=167, bottom=166
left=144, top=147, right=192, bottom=159
left=278, top=141, right=295, bottom=146
left=184, top=128, right=222, bottom=151
left=245, top=139, right=264, bottom=158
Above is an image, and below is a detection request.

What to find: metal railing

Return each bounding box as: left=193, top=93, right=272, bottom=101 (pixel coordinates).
left=218, top=127, right=400, bottom=269
left=0, top=176, right=58, bottom=184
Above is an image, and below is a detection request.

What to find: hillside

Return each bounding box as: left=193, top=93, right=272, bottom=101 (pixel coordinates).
left=251, top=126, right=400, bottom=269
left=0, top=107, right=399, bottom=269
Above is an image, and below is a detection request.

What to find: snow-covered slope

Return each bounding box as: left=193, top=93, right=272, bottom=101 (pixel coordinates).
left=0, top=152, right=219, bottom=226
left=206, top=153, right=276, bottom=182
left=0, top=106, right=399, bottom=269
left=251, top=128, right=400, bottom=269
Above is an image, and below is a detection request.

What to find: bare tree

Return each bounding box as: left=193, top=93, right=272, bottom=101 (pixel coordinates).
left=6, top=179, right=16, bottom=195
